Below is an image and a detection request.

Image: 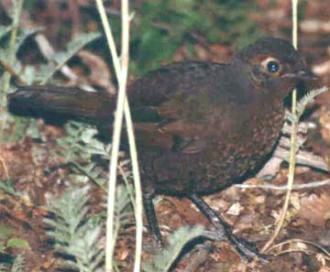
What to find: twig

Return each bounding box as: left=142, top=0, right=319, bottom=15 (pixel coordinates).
left=0, top=155, right=10, bottom=180
left=277, top=148, right=329, bottom=172
left=95, top=1, right=143, bottom=272
left=262, top=0, right=299, bottom=253
left=0, top=59, right=26, bottom=85
left=95, top=1, right=126, bottom=270
left=119, top=7, right=143, bottom=272
left=0, top=0, right=24, bottom=134
left=268, top=238, right=330, bottom=259
left=235, top=179, right=330, bottom=190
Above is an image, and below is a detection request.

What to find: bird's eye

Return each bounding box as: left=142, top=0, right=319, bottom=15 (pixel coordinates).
left=267, top=61, right=280, bottom=73
left=260, top=57, right=282, bottom=75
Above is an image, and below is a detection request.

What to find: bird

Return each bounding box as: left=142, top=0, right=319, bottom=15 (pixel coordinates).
left=8, top=37, right=316, bottom=261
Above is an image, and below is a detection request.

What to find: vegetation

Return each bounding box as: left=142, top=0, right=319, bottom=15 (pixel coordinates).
left=129, top=0, right=261, bottom=74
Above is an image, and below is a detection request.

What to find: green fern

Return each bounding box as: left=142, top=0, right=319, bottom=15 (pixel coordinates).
left=41, top=32, right=101, bottom=83
left=296, top=86, right=328, bottom=119
left=144, top=225, right=205, bottom=272
left=44, top=183, right=133, bottom=271
left=10, top=254, right=25, bottom=272
left=0, top=180, right=20, bottom=196
left=56, top=122, right=111, bottom=188
left=285, top=87, right=328, bottom=123
left=0, top=26, right=13, bottom=41
left=44, top=187, right=104, bottom=272
left=0, top=254, right=25, bottom=272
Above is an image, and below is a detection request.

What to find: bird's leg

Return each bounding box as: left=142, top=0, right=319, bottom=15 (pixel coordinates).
left=189, top=194, right=266, bottom=262
left=143, top=192, right=164, bottom=247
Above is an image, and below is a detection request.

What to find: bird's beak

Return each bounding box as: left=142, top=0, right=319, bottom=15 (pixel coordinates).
left=295, top=69, right=318, bottom=81
left=282, top=68, right=318, bottom=82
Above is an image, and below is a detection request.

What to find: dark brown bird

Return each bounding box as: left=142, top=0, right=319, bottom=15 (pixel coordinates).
left=8, top=37, right=316, bottom=260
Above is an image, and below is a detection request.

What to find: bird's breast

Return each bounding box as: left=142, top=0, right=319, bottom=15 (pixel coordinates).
left=205, top=103, right=285, bottom=187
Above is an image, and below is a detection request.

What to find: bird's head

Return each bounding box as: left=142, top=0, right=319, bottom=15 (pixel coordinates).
left=233, top=37, right=317, bottom=101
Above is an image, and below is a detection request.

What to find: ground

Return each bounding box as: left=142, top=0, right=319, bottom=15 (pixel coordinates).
left=0, top=0, right=329, bottom=271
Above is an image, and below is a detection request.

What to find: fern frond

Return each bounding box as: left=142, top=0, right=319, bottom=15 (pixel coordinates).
left=296, top=86, right=328, bottom=118
left=284, top=87, right=328, bottom=123
left=144, top=226, right=205, bottom=272
left=11, top=254, right=25, bottom=272
left=45, top=187, right=103, bottom=272
left=42, top=32, right=101, bottom=83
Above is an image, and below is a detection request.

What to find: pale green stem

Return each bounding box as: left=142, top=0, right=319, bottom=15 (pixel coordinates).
left=95, top=1, right=143, bottom=271
left=262, top=0, right=299, bottom=252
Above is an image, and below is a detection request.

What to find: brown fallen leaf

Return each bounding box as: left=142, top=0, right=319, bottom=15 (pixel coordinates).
left=319, top=266, right=330, bottom=272
left=300, top=19, right=330, bottom=33
left=319, top=106, right=330, bottom=144
left=298, top=193, right=330, bottom=227
left=78, top=50, right=116, bottom=95
left=313, top=60, right=330, bottom=77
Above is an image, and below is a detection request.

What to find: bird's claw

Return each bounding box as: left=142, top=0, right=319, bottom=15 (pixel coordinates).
left=227, top=234, right=269, bottom=263
left=204, top=227, right=269, bottom=262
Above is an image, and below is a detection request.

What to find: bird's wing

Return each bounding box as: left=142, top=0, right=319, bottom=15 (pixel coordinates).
left=128, top=62, right=229, bottom=153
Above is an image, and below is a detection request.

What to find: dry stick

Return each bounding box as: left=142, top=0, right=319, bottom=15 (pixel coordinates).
left=95, top=1, right=143, bottom=272
left=0, top=0, right=24, bottom=134
left=123, top=81, right=144, bottom=272
left=262, top=0, right=299, bottom=253
left=119, top=4, right=143, bottom=272
left=0, top=156, right=10, bottom=180
left=95, top=1, right=127, bottom=271
left=236, top=179, right=330, bottom=191
left=0, top=60, right=26, bottom=85
left=95, top=1, right=125, bottom=270
left=269, top=238, right=330, bottom=259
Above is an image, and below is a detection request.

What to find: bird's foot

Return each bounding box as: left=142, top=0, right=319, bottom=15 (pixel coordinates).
left=204, top=228, right=268, bottom=262
left=227, top=233, right=268, bottom=263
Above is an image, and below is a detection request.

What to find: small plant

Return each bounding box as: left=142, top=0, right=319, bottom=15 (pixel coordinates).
left=0, top=254, right=25, bottom=272
left=44, top=187, right=104, bottom=272
left=0, top=224, right=29, bottom=271
left=44, top=183, right=133, bottom=271
left=56, top=122, right=111, bottom=188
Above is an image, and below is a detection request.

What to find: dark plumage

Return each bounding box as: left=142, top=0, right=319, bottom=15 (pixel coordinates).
left=8, top=37, right=316, bottom=260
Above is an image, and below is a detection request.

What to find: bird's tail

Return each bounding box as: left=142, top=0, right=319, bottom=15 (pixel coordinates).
left=8, top=85, right=114, bottom=125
